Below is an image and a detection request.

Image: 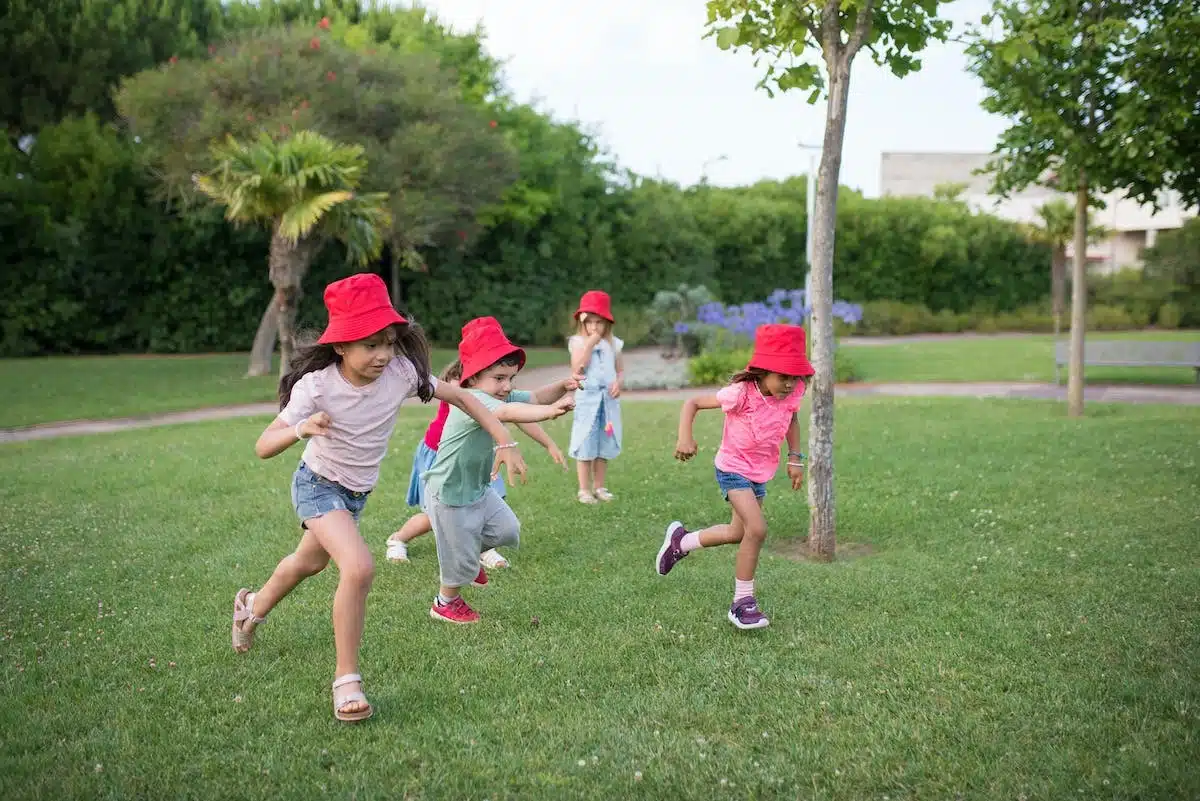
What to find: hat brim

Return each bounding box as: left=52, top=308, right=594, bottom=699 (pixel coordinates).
left=462, top=343, right=526, bottom=380
left=317, top=308, right=407, bottom=344
left=575, top=307, right=614, bottom=323
left=747, top=353, right=815, bottom=377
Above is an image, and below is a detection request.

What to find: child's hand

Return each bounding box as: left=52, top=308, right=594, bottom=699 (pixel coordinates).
left=674, top=438, right=698, bottom=462
left=609, top=379, right=621, bottom=399
left=547, top=442, right=568, bottom=470
left=787, top=462, right=805, bottom=491
left=563, top=375, right=581, bottom=392
left=300, top=411, right=332, bottom=438
left=550, top=395, right=575, bottom=417
left=492, top=446, right=528, bottom=485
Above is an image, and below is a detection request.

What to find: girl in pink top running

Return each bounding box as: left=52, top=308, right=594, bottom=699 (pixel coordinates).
left=229, top=274, right=525, bottom=723
left=657, top=324, right=813, bottom=630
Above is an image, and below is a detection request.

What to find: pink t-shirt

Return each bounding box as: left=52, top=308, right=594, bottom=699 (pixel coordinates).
left=278, top=357, right=434, bottom=492
left=713, top=381, right=805, bottom=483
left=423, top=401, right=452, bottom=450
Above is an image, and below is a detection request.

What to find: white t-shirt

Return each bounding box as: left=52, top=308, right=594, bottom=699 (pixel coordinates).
left=278, top=357, right=434, bottom=492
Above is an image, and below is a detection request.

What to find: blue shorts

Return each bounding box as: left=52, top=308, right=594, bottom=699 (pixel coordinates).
left=291, top=461, right=369, bottom=527
left=405, top=441, right=505, bottom=508
left=715, top=467, right=767, bottom=502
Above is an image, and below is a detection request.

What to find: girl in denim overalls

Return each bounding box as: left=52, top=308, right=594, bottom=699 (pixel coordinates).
left=567, top=290, right=624, bottom=504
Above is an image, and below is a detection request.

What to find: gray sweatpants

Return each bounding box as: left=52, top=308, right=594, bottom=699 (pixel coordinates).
left=422, top=482, right=521, bottom=587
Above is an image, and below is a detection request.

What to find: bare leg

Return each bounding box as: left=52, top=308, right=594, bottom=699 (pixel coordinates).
left=243, top=530, right=331, bottom=623
left=306, top=511, right=375, bottom=716
left=592, top=458, right=607, bottom=491
left=576, top=460, right=593, bottom=492
left=388, top=512, right=431, bottom=544
left=727, top=491, right=768, bottom=581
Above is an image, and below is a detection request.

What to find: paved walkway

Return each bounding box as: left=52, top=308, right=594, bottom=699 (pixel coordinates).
left=2, top=379, right=1194, bottom=444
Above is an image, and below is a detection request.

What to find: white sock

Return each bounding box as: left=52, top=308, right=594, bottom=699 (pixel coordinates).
left=680, top=531, right=703, bottom=553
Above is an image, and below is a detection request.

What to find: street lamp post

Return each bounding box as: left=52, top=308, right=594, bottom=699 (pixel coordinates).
left=798, top=142, right=821, bottom=328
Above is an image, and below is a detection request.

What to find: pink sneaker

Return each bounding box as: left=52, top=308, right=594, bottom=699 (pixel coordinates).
left=471, top=566, right=489, bottom=587
left=430, top=596, right=480, bottom=624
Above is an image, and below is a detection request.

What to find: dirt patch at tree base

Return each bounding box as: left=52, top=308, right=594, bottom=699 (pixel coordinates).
left=769, top=538, right=876, bottom=563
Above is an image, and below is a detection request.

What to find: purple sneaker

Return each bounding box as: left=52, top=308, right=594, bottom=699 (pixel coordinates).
left=728, top=596, right=770, bottom=630
left=656, top=521, right=688, bottom=576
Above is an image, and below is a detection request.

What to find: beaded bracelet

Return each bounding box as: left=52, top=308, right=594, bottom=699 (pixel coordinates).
left=493, top=442, right=519, bottom=451
left=295, top=423, right=310, bottom=441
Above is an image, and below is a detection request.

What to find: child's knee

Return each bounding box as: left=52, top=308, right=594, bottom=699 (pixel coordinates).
left=339, top=553, right=375, bottom=589
left=292, top=550, right=330, bottom=577
left=743, top=521, right=768, bottom=543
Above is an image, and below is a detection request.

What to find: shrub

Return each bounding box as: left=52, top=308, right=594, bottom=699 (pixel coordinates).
left=857, top=300, right=937, bottom=335
left=1157, top=301, right=1183, bottom=329
left=1086, top=304, right=1137, bottom=331
left=647, top=284, right=719, bottom=355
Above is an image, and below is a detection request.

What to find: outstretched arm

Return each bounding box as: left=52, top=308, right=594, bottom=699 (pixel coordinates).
left=516, top=422, right=567, bottom=469
left=674, top=394, right=721, bottom=461
left=529, top=377, right=578, bottom=405
left=495, top=395, right=574, bottom=424
left=434, top=382, right=527, bottom=484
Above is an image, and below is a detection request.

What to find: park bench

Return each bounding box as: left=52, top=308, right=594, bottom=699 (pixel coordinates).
left=1054, top=339, right=1200, bottom=384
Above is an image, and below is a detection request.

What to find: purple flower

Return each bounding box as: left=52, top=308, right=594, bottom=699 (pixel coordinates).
left=674, top=322, right=689, bottom=334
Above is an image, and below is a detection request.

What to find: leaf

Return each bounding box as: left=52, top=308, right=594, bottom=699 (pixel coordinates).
left=715, top=26, right=741, bottom=50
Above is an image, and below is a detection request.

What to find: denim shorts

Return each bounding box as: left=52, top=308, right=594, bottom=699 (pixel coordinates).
left=291, top=461, right=369, bottom=527
left=715, top=467, right=767, bottom=502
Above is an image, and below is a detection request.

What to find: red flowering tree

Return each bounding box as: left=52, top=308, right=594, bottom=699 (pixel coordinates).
left=115, top=25, right=517, bottom=374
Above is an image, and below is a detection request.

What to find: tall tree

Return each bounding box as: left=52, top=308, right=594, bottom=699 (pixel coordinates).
left=705, top=0, right=952, bottom=561
left=116, top=25, right=517, bottom=374
left=1027, top=199, right=1104, bottom=337
left=194, top=130, right=390, bottom=375
left=967, top=0, right=1200, bottom=416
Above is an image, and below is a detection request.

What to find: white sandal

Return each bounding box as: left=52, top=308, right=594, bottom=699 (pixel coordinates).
left=594, top=487, right=615, bottom=502
left=385, top=538, right=409, bottom=563
left=578, top=489, right=598, bottom=504
left=332, top=673, right=373, bottom=722
left=480, top=548, right=509, bottom=569
left=231, top=588, right=266, bottom=653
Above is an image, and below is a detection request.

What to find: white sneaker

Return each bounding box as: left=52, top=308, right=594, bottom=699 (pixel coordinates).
left=385, top=539, right=409, bottom=563
left=594, top=487, right=615, bottom=502
left=479, top=548, right=509, bottom=569
left=578, top=490, right=598, bottom=505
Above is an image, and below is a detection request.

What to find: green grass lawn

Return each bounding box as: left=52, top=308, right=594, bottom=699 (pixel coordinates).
left=1, top=400, right=1197, bottom=800
left=0, top=348, right=568, bottom=429
left=843, top=330, right=1200, bottom=385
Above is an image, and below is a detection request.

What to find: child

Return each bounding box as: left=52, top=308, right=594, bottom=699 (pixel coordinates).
left=386, top=359, right=569, bottom=567
left=567, top=290, right=623, bottom=504
left=230, top=274, right=526, bottom=722
left=422, top=316, right=575, bottom=624
left=657, top=323, right=813, bottom=630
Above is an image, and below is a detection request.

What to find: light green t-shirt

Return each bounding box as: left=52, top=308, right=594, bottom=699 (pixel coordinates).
left=421, top=389, right=532, bottom=507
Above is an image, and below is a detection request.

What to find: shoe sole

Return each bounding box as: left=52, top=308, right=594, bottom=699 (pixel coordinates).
left=429, top=607, right=479, bottom=624
left=656, top=521, right=683, bottom=576
left=727, top=611, right=770, bottom=630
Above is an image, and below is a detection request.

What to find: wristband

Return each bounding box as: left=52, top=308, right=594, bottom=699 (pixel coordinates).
left=787, top=461, right=805, bottom=468
left=295, top=422, right=310, bottom=441
left=493, top=442, right=519, bottom=451
left=787, top=450, right=805, bottom=460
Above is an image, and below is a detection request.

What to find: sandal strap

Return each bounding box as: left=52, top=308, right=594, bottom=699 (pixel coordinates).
left=233, top=590, right=267, bottom=625
left=332, top=673, right=363, bottom=690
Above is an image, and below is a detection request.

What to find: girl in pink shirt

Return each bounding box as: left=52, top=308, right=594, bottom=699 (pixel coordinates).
left=657, top=324, right=813, bottom=630
left=229, top=274, right=525, bottom=723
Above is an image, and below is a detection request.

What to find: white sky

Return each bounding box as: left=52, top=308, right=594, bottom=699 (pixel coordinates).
left=416, top=0, right=1008, bottom=197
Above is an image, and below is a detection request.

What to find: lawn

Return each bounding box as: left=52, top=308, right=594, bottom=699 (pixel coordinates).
left=0, top=348, right=568, bottom=429
left=843, top=330, right=1200, bottom=385
left=1, top=399, right=1197, bottom=800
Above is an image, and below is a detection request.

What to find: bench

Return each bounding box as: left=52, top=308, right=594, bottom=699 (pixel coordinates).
left=1054, top=340, right=1200, bottom=384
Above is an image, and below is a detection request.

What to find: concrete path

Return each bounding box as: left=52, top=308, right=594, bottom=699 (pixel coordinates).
left=2, top=379, right=1194, bottom=444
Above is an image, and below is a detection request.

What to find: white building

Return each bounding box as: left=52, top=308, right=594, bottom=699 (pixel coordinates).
left=880, top=152, right=1195, bottom=272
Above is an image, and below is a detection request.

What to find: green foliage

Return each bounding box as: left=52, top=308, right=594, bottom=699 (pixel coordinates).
left=114, top=26, right=517, bottom=256
left=196, top=130, right=390, bottom=265
left=1156, top=302, right=1183, bottom=330
left=0, top=0, right=223, bottom=135
left=647, top=284, right=720, bottom=354
left=704, top=0, right=954, bottom=99
left=1142, top=218, right=1200, bottom=327
left=967, top=0, right=1198, bottom=207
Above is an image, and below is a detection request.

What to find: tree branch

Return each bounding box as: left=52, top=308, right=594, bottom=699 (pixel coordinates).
left=820, top=0, right=842, bottom=50
left=847, top=0, right=877, bottom=57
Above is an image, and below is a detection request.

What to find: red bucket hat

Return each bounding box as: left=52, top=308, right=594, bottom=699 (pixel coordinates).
left=317, top=273, right=407, bottom=344
left=747, top=324, right=814, bottom=377
left=575, top=290, right=614, bottom=323
left=459, top=316, right=526, bottom=380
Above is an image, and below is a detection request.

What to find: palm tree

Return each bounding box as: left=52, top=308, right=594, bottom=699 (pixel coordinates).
left=194, top=130, right=391, bottom=377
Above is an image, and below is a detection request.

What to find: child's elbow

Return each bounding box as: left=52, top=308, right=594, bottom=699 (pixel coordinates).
left=254, top=438, right=274, bottom=459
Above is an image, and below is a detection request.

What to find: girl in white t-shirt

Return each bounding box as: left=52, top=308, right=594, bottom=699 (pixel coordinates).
left=230, top=273, right=525, bottom=723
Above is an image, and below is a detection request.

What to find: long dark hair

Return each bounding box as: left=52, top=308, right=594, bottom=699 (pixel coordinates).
left=277, top=320, right=434, bottom=409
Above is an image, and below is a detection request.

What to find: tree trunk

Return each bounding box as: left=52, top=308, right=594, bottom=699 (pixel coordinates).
left=268, top=227, right=317, bottom=380
left=805, top=56, right=854, bottom=563
left=246, top=300, right=278, bottom=377
left=1051, top=245, right=1067, bottom=339
left=1068, top=181, right=1089, bottom=417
